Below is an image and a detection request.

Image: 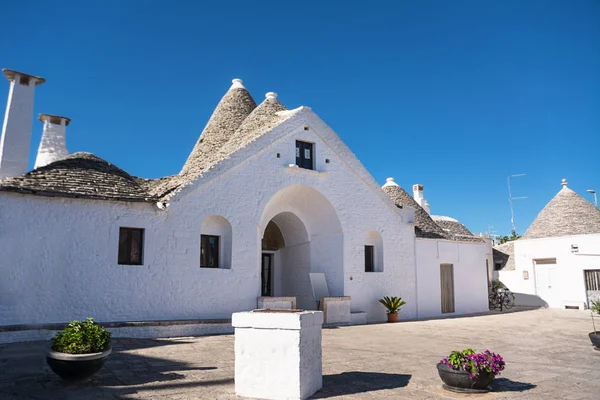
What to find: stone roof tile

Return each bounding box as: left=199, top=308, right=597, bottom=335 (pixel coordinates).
left=0, top=152, right=154, bottom=202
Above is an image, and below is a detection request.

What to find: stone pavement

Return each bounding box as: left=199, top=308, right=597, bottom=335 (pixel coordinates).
left=0, top=308, right=598, bottom=399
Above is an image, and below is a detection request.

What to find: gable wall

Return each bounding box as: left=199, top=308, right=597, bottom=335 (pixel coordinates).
left=0, top=114, right=418, bottom=327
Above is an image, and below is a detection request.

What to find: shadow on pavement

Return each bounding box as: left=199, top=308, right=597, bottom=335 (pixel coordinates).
left=311, top=371, right=411, bottom=399
left=491, top=377, right=537, bottom=392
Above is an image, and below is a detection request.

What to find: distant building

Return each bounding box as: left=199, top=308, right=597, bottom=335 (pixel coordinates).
left=0, top=69, right=491, bottom=341
left=494, top=179, right=600, bottom=309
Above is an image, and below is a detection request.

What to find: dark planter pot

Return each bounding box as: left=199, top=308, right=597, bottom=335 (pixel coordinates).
left=437, top=363, right=495, bottom=393
left=47, top=347, right=111, bottom=381
left=387, top=313, right=399, bottom=323
left=590, top=332, right=600, bottom=349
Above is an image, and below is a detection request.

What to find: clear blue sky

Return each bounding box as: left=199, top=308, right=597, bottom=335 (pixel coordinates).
left=1, top=0, right=599, bottom=236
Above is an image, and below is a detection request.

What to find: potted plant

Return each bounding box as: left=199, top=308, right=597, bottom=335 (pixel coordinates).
left=437, top=348, right=505, bottom=393
left=589, top=300, right=600, bottom=349
left=378, top=296, right=406, bottom=322
left=47, top=318, right=112, bottom=381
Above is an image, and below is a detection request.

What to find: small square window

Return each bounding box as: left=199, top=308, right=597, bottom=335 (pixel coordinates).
left=201, top=235, right=220, bottom=268
left=295, top=141, right=314, bottom=170
left=365, top=245, right=375, bottom=272
left=118, top=227, right=144, bottom=265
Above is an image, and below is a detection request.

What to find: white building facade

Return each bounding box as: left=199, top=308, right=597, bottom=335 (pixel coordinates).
left=495, top=180, right=600, bottom=309
left=0, top=69, right=491, bottom=340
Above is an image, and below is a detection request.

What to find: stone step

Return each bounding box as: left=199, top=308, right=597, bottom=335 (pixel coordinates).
left=350, top=311, right=367, bottom=325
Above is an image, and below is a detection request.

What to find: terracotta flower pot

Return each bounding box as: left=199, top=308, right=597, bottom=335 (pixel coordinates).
left=387, top=313, right=399, bottom=323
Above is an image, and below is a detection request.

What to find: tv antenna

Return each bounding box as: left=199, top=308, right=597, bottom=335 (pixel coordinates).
left=508, top=174, right=527, bottom=233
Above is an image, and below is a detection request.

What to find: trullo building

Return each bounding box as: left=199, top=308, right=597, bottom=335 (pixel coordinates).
left=0, top=69, right=491, bottom=342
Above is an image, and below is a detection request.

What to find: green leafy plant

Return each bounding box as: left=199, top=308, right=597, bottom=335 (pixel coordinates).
left=591, top=299, right=600, bottom=335
left=491, top=280, right=506, bottom=289
left=378, top=296, right=407, bottom=314
left=51, top=318, right=111, bottom=354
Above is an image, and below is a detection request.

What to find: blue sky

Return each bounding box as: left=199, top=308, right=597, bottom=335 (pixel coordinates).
left=1, top=0, right=598, bottom=236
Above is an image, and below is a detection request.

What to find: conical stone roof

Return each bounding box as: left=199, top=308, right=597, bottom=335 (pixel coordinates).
left=382, top=178, right=447, bottom=239
left=522, top=180, right=600, bottom=239
left=180, top=79, right=257, bottom=179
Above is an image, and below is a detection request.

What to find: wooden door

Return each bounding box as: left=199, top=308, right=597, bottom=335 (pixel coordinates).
left=440, top=264, right=455, bottom=313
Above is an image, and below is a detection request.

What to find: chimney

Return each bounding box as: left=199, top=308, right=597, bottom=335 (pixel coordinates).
left=0, top=69, right=45, bottom=179
left=34, top=114, right=71, bottom=169
left=412, top=184, right=431, bottom=214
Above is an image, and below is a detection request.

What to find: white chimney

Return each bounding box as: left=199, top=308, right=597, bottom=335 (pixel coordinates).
left=412, top=184, right=431, bottom=214
left=0, top=69, right=45, bottom=179
left=34, top=114, right=71, bottom=169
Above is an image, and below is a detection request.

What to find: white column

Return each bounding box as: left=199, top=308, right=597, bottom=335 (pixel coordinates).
left=233, top=310, right=323, bottom=400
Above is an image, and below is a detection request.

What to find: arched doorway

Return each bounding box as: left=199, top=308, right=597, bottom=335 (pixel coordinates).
left=259, top=185, right=343, bottom=310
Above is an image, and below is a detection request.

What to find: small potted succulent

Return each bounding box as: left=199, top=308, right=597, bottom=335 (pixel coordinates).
left=589, top=300, right=600, bottom=349
left=47, top=318, right=112, bottom=381
left=437, top=348, right=505, bottom=393
left=378, top=296, right=406, bottom=323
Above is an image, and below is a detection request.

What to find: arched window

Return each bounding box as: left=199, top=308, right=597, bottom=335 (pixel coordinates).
left=200, top=216, right=232, bottom=269
left=365, top=230, right=384, bottom=272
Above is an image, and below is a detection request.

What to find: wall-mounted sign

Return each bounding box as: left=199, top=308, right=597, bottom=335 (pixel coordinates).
left=571, top=244, right=579, bottom=253
left=523, top=271, right=529, bottom=280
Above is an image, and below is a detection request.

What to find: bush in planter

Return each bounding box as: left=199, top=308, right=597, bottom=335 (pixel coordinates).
left=52, top=318, right=111, bottom=354
left=47, top=318, right=112, bottom=381
left=437, top=348, right=505, bottom=392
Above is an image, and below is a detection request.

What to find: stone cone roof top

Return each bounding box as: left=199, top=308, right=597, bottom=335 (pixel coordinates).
left=522, top=181, right=600, bottom=240
left=431, top=215, right=484, bottom=242
left=493, top=242, right=515, bottom=271
left=382, top=179, right=447, bottom=239
left=0, top=152, right=154, bottom=202
left=180, top=79, right=257, bottom=180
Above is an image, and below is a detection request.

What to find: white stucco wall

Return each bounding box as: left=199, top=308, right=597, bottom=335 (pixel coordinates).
left=0, top=110, right=417, bottom=327
left=498, top=234, right=600, bottom=309
left=415, top=239, right=489, bottom=318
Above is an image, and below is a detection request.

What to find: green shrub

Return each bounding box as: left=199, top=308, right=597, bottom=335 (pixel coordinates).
left=378, top=296, right=407, bottom=314
left=51, top=318, right=111, bottom=354
left=591, top=299, right=600, bottom=316
left=491, top=280, right=506, bottom=289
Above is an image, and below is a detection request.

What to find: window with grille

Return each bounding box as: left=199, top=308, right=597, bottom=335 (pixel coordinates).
left=585, top=270, right=600, bottom=291
left=118, top=228, right=144, bottom=265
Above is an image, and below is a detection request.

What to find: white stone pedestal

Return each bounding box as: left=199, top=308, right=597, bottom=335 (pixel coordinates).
left=232, top=310, right=323, bottom=400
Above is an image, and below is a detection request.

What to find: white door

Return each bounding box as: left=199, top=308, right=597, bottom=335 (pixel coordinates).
left=534, top=259, right=559, bottom=306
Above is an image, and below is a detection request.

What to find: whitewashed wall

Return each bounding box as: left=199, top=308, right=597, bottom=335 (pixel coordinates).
left=499, top=234, right=600, bottom=308
left=0, top=110, right=416, bottom=327
left=415, top=239, right=489, bottom=318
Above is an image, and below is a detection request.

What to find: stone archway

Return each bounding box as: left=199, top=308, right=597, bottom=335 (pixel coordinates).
left=259, top=185, right=343, bottom=310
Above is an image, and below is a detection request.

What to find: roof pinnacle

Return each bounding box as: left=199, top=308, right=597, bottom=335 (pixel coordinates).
left=265, top=92, right=278, bottom=100
left=561, top=178, right=568, bottom=187
left=230, top=78, right=245, bottom=89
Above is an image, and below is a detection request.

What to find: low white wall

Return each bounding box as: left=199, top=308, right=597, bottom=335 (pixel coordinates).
left=0, top=323, right=233, bottom=345
left=416, top=239, right=489, bottom=318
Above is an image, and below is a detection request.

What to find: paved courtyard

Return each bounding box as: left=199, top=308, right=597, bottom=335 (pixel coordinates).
left=0, top=308, right=598, bottom=399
